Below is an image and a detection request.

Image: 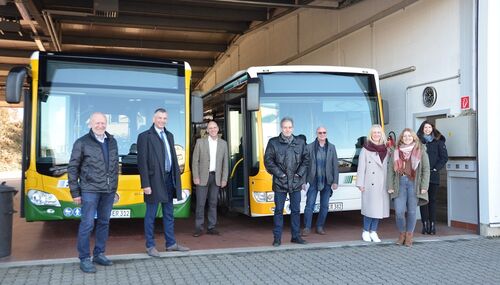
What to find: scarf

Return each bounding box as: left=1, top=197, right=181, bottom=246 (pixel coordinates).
left=423, top=134, right=434, bottom=143
left=363, top=141, right=388, bottom=162
left=393, top=142, right=422, bottom=173
left=280, top=133, right=293, bottom=145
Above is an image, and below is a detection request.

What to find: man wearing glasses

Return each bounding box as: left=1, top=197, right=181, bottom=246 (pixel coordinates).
left=302, top=126, right=339, bottom=236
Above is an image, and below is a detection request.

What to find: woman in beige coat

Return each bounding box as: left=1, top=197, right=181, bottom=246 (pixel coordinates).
left=356, top=125, right=390, bottom=243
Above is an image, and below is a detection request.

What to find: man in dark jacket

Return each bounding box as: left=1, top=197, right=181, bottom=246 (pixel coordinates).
left=264, top=117, right=310, bottom=246
left=302, top=126, right=339, bottom=236
left=137, top=108, right=189, bottom=257
left=68, top=112, right=119, bottom=273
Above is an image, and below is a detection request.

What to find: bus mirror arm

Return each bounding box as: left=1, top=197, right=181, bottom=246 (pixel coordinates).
left=247, top=77, right=260, bottom=112
left=6, top=66, right=29, bottom=104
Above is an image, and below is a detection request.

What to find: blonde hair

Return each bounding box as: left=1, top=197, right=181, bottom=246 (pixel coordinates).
left=367, top=124, right=387, bottom=145
left=397, top=128, right=421, bottom=148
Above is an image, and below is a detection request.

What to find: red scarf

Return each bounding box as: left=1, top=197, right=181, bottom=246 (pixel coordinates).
left=363, top=141, right=388, bottom=162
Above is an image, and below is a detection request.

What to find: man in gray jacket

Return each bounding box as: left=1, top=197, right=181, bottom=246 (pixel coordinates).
left=302, top=126, right=339, bottom=236
left=192, top=121, right=229, bottom=237
left=68, top=112, right=119, bottom=273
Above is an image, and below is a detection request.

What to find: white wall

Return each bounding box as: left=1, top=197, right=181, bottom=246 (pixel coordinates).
left=199, top=0, right=468, bottom=132
left=478, top=0, right=500, bottom=235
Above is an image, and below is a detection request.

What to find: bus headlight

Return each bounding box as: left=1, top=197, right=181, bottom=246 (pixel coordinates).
left=253, top=191, right=274, bottom=203
left=27, top=190, right=61, bottom=207
left=173, top=189, right=191, bottom=205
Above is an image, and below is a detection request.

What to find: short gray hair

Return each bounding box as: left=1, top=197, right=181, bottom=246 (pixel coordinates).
left=280, top=116, right=294, bottom=127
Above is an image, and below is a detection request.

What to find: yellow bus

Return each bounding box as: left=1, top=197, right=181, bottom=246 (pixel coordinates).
left=201, top=65, right=386, bottom=217
left=5, top=52, right=202, bottom=221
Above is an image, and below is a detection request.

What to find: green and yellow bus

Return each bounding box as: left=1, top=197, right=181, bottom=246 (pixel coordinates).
left=6, top=52, right=202, bottom=221
left=201, top=65, right=386, bottom=217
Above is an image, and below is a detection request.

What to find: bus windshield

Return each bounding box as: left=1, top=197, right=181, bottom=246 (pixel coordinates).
left=37, top=58, right=186, bottom=176
left=259, top=72, right=379, bottom=172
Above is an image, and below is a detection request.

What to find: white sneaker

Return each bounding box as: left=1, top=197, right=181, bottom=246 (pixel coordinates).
left=362, top=231, right=371, bottom=242
left=370, top=231, right=381, bottom=243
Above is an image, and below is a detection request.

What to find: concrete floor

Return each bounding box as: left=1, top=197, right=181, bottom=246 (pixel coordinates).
left=0, top=179, right=474, bottom=262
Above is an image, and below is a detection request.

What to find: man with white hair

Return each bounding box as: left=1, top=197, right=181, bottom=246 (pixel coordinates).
left=68, top=112, right=119, bottom=273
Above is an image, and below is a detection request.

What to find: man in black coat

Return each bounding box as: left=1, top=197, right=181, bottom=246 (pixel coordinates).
left=137, top=108, right=189, bottom=257
left=68, top=112, right=119, bottom=273
left=264, top=117, right=309, bottom=247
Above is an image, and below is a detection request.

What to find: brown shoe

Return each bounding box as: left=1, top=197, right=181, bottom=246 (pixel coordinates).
left=193, top=229, right=203, bottom=237
left=404, top=232, right=413, bottom=247
left=316, top=227, right=326, bottom=235
left=301, top=228, right=311, bottom=237
left=396, top=232, right=406, bottom=245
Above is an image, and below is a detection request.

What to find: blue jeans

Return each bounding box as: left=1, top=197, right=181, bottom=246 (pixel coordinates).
left=303, top=185, right=332, bottom=230
left=273, top=190, right=301, bottom=240
left=363, top=216, right=380, bottom=232
left=77, top=191, right=115, bottom=260
left=144, top=201, right=176, bottom=248
left=394, top=176, right=418, bottom=233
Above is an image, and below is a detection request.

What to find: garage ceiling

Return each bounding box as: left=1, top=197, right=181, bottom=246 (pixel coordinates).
left=0, top=0, right=362, bottom=99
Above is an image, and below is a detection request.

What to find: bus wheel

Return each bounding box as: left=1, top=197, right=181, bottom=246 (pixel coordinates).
left=218, top=187, right=229, bottom=216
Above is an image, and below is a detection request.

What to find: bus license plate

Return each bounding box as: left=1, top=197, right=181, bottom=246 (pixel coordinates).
left=328, top=202, right=343, bottom=211
left=111, top=209, right=131, bottom=218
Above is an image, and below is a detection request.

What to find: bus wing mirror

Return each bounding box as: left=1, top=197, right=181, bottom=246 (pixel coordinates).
left=6, top=66, right=28, bottom=104
left=247, top=77, right=260, bottom=112
left=191, top=93, right=203, bottom=124
left=382, top=99, right=389, bottom=125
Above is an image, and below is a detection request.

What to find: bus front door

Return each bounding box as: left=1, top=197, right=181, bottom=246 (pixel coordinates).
left=225, top=101, right=249, bottom=215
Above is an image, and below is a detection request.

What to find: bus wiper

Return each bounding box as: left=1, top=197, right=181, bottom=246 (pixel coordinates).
left=49, top=164, right=68, bottom=176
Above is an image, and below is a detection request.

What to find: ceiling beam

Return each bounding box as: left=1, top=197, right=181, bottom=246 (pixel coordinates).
left=184, top=58, right=214, bottom=67
left=52, top=14, right=248, bottom=33
left=176, top=0, right=340, bottom=10
left=0, top=49, right=34, bottom=58
left=63, top=36, right=227, bottom=52
left=43, top=0, right=268, bottom=22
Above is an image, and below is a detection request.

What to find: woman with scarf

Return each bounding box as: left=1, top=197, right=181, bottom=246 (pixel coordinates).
left=356, top=125, right=390, bottom=242
left=387, top=128, right=430, bottom=247
left=417, top=121, right=448, bottom=235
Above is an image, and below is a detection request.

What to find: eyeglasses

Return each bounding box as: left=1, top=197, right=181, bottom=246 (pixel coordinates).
left=317, top=132, right=327, bottom=134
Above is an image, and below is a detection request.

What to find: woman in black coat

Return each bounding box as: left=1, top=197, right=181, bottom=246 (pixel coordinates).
left=417, top=120, right=448, bottom=234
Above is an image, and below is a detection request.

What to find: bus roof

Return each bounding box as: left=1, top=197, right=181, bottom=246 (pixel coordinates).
left=201, top=65, right=379, bottom=97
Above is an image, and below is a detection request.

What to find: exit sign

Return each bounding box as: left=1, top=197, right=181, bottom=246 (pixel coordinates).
left=461, top=96, right=470, bottom=110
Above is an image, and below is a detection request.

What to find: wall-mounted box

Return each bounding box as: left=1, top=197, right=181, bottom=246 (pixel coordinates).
left=436, top=115, right=476, bottom=157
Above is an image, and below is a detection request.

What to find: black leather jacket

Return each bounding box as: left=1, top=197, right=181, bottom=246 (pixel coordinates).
left=68, top=130, right=119, bottom=198
left=264, top=134, right=309, bottom=193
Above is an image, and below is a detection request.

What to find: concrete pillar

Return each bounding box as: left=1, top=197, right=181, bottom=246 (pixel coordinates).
left=478, top=0, right=500, bottom=236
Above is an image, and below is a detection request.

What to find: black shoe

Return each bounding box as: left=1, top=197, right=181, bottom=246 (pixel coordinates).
left=193, top=229, right=203, bottom=237
left=291, top=237, right=307, bottom=245
left=429, top=222, right=436, bottom=235
left=207, top=228, right=220, bottom=235
left=93, top=253, right=113, bottom=266
left=80, top=258, right=97, bottom=273
left=272, top=238, right=281, bottom=247
left=421, top=221, right=429, bottom=234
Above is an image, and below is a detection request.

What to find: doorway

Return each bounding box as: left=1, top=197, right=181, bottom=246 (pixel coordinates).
left=416, top=114, right=448, bottom=223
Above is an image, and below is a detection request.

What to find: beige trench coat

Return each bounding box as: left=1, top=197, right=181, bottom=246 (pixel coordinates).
left=356, top=148, right=390, bottom=219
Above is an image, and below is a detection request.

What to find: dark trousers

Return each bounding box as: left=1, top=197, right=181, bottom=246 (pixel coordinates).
left=273, top=190, right=301, bottom=240
left=144, top=172, right=176, bottom=248
left=195, top=172, right=219, bottom=231
left=420, top=183, right=439, bottom=222
left=77, top=191, right=115, bottom=260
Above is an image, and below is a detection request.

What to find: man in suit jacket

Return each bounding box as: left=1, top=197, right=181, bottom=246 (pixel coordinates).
left=137, top=108, right=189, bottom=257
left=192, top=121, right=229, bottom=237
